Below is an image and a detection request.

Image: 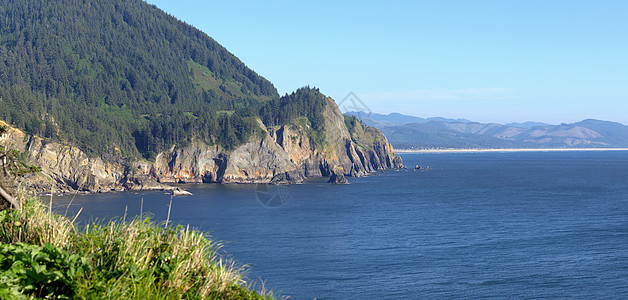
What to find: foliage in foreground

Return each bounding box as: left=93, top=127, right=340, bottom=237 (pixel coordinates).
left=0, top=195, right=274, bottom=299
left=0, top=242, right=90, bottom=299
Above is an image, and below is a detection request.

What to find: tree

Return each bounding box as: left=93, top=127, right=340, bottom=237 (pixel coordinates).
left=0, top=0, right=279, bottom=159
left=0, top=125, right=40, bottom=210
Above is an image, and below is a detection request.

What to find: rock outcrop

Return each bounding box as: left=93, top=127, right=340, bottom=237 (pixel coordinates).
left=147, top=98, right=402, bottom=186
left=1, top=120, right=163, bottom=194
left=0, top=98, right=403, bottom=193
left=327, top=165, right=348, bottom=184
left=24, top=137, right=126, bottom=193
left=268, top=97, right=403, bottom=178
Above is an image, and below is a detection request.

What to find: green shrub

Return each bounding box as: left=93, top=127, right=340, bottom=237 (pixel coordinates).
left=0, top=242, right=90, bottom=299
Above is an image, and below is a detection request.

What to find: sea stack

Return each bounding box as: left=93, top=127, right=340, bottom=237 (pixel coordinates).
left=328, top=165, right=349, bottom=184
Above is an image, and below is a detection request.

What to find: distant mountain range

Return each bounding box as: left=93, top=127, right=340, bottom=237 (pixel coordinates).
left=345, top=112, right=628, bottom=149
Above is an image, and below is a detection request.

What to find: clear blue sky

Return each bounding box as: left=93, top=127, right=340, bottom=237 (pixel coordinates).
left=146, top=0, right=628, bottom=125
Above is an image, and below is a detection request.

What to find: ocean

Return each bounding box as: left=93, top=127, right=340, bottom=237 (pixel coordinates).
left=53, top=151, right=628, bottom=299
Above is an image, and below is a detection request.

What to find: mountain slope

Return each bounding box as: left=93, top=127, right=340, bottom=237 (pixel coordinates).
left=0, top=0, right=403, bottom=192
left=506, top=121, right=552, bottom=129
left=379, top=122, right=526, bottom=149
left=345, top=111, right=471, bottom=127
left=0, top=0, right=277, bottom=158
left=572, top=119, right=628, bottom=146
left=347, top=112, right=628, bottom=149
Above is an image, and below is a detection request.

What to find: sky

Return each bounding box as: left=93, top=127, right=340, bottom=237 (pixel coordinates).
left=146, top=0, right=628, bottom=125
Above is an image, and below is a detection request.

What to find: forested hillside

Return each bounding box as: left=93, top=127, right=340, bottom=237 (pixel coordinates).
left=0, top=0, right=322, bottom=159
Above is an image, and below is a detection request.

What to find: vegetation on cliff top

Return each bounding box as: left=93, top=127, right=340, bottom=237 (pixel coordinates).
left=261, top=87, right=328, bottom=150
left=344, top=116, right=388, bottom=151
left=0, top=0, right=333, bottom=160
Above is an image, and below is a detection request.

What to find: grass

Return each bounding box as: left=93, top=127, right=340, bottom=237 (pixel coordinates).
left=187, top=60, right=272, bottom=103
left=344, top=115, right=387, bottom=152
left=0, top=192, right=277, bottom=299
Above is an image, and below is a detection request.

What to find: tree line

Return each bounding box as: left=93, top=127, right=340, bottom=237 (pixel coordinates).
left=0, top=0, right=329, bottom=160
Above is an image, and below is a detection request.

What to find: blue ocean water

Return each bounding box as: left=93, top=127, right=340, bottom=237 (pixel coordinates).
left=54, top=151, right=628, bottom=299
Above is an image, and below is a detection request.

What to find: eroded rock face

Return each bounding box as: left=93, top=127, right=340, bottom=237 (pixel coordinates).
left=151, top=127, right=304, bottom=185
left=0, top=98, right=402, bottom=193
left=18, top=135, right=127, bottom=193
left=0, top=120, right=159, bottom=194
left=221, top=136, right=303, bottom=184
left=315, top=98, right=404, bottom=177
left=270, top=124, right=311, bottom=166
left=328, top=165, right=348, bottom=184
left=152, top=143, right=223, bottom=183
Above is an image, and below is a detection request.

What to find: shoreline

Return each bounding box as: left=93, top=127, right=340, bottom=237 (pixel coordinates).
left=36, top=169, right=396, bottom=196
left=396, top=148, right=628, bottom=154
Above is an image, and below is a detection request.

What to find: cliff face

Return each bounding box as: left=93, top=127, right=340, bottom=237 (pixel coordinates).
left=1, top=120, right=167, bottom=194
left=0, top=100, right=403, bottom=193
left=25, top=138, right=125, bottom=193
left=149, top=98, right=402, bottom=185
left=1, top=121, right=120, bottom=193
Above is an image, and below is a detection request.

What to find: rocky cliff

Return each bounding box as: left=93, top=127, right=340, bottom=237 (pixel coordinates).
left=0, top=99, right=402, bottom=193
left=148, top=97, right=402, bottom=185
left=267, top=97, right=404, bottom=178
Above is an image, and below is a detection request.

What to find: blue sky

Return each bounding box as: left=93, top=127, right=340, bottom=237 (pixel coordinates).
left=146, top=0, right=628, bottom=124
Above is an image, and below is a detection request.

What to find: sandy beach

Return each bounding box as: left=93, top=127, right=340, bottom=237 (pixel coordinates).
left=396, top=148, right=628, bottom=153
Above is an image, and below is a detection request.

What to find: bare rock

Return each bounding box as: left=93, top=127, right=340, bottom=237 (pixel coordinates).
left=0, top=95, right=403, bottom=194
left=171, top=187, right=193, bottom=196
left=328, top=165, right=348, bottom=184
left=152, top=143, right=223, bottom=183
left=222, top=136, right=303, bottom=184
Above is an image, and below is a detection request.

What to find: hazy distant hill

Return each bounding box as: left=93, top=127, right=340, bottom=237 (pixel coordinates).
left=506, top=121, right=552, bottom=129
left=346, top=112, right=628, bottom=149
left=345, top=111, right=470, bottom=127
left=379, top=122, right=525, bottom=149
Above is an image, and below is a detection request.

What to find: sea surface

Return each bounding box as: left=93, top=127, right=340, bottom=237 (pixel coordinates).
left=53, top=151, right=628, bottom=299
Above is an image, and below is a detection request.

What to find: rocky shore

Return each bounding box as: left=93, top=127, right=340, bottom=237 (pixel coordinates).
left=1, top=99, right=402, bottom=194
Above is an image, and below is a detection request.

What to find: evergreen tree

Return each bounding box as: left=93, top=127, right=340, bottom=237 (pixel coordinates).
left=0, top=0, right=331, bottom=159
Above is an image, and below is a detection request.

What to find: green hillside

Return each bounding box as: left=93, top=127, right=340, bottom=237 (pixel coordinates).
left=0, top=0, right=281, bottom=159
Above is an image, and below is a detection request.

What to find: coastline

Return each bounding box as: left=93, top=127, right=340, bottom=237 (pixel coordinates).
left=36, top=170, right=395, bottom=196
left=396, top=148, right=628, bottom=154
